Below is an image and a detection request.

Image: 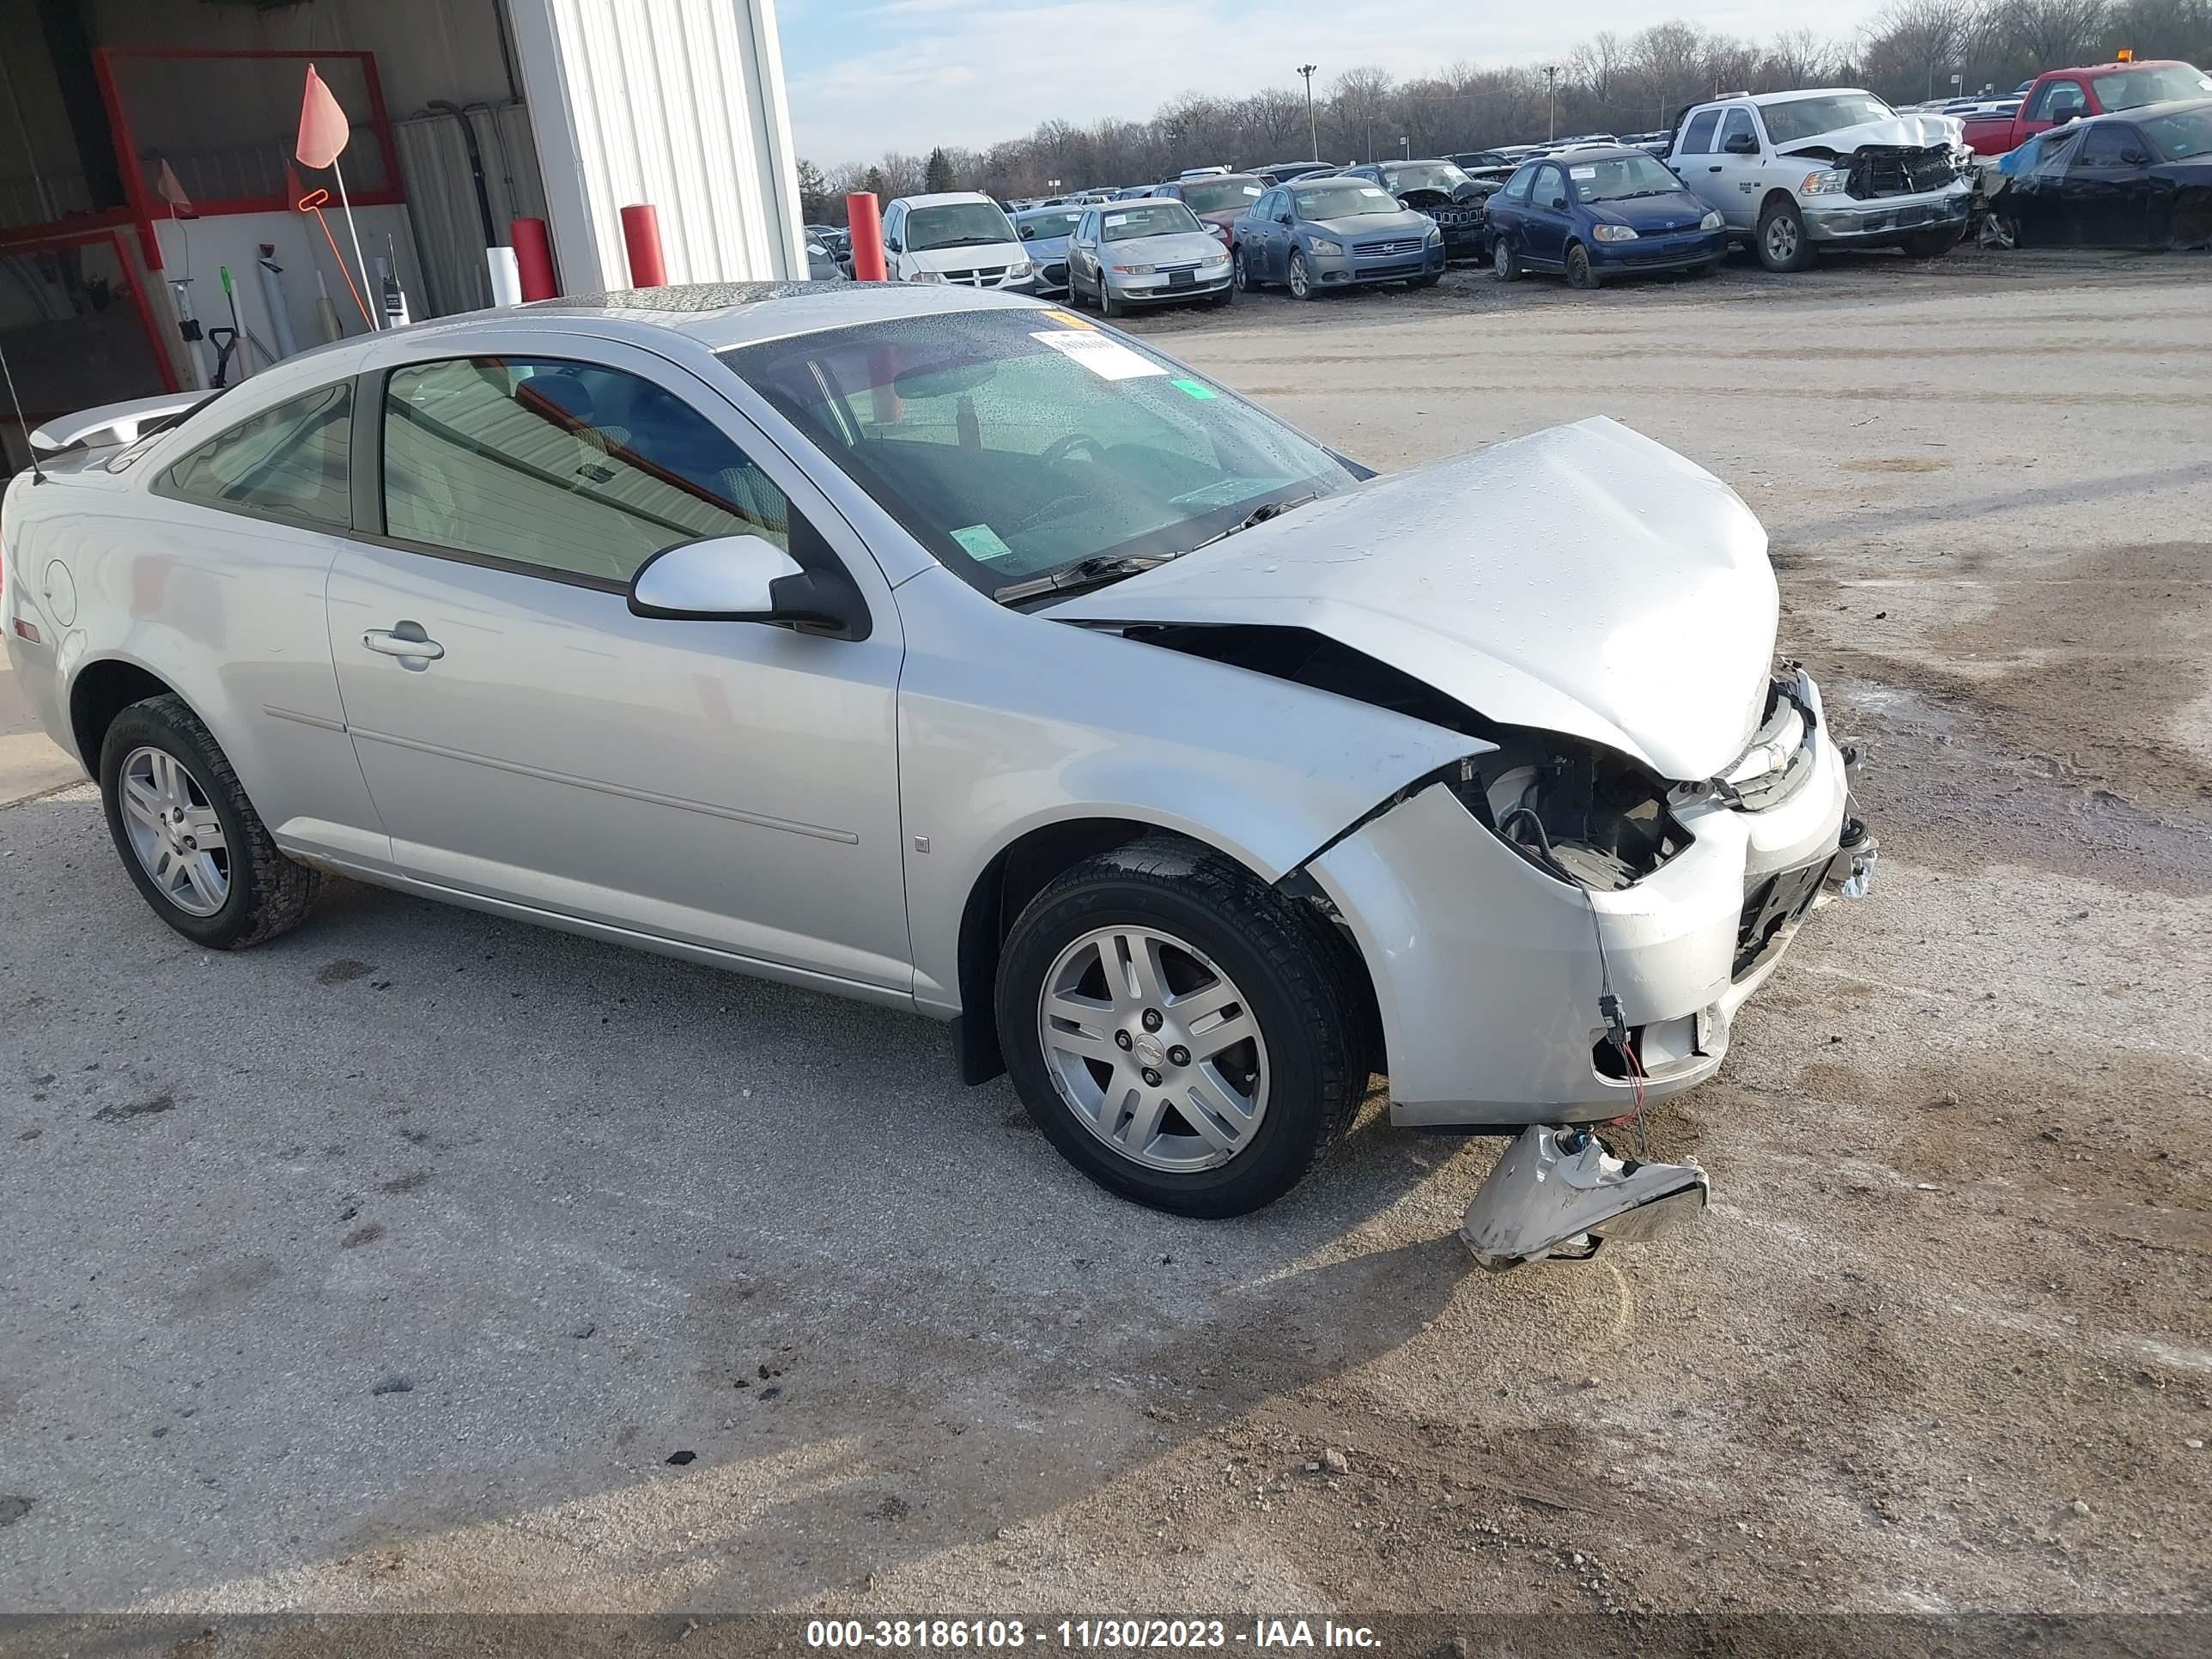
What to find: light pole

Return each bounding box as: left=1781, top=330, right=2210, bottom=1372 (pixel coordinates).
left=1543, top=64, right=1560, bottom=141
left=1297, top=64, right=1319, bottom=160
left=1400, top=135, right=1410, bottom=159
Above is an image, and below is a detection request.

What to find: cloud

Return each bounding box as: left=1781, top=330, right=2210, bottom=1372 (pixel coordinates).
left=780, top=0, right=1895, bottom=163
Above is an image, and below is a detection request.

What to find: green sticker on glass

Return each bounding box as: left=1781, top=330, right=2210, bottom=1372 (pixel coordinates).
left=1171, top=378, right=1218, bottom=399
left=951, top=523, right=1014, bottom=561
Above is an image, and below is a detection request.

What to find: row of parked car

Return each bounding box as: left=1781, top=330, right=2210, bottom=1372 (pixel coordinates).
left=800, top=59, right=2210, bottom=311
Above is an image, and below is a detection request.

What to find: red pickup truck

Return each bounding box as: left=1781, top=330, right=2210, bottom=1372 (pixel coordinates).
left=1963, top=59, right=2212, bottom=155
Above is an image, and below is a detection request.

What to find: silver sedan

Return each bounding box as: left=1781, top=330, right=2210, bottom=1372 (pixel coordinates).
left=3, top=283, right=1866, bottom=1218
left=1065, top=199, right=1234, bottom=316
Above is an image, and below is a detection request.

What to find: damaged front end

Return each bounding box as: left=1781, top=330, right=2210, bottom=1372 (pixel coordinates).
left=1396, top=185, right=1489, bottom=253
left=1788, top=141, right=1970, bottom=199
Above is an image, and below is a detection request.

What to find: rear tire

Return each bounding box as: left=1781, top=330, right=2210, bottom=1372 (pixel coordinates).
left=100, top=694, right=320, bottom=950
left=994, top=836, right=1368, bottom=1218
left=1492, top=237, right=1521, bottom=281
left=1233, top=246, right=1259, bottom=292
left=1758, top=198, right=1814, bottom=272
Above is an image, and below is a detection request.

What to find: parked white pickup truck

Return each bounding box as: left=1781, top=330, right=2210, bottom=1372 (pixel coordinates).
left=1666, top=88, right=1975, bottom=270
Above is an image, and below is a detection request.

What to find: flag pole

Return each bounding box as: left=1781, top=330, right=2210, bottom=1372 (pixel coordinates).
left=329, top=154, right=380, bottom=330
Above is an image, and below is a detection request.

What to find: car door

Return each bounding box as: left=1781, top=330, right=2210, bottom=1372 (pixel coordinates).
left=1523, top=165, right=1571, bottom=265
left=1711, top=106, right=1768, bottom=231
left=323, top=329, right=914, bottom=996
left=2063, top=121, right=2153, bottom=245
left=2008, top=126, right=2084, bottom=246
left=1486, top=166, right=1532, bottom=257
left=1674, top=107, right=1726, bottom=214
left=1241, top=190, right=1276, bottom=277
left=881, top=203, right=908, bottom=278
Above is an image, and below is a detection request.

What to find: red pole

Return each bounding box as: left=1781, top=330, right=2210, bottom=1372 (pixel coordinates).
left=620, top=204, right=666, bottom=288
left=846, top=191, right=886, bottom=282
left=511, top=217, right=556, bottom=301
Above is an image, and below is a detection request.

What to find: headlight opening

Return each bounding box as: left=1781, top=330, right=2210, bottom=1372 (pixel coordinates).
left=1452, top=734, right=1692, bottom=890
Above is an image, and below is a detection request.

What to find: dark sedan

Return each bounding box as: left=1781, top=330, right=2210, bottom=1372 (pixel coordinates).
left=1485, top=147, right=1725, bottom=289
left=1990, top=98, right=2212, bottom=247
left=1146, top=173, right=1268, bottom=246
left=1231, top=175, right=1445, bottom=298
left=1342, top=159, right=1492, bottom=258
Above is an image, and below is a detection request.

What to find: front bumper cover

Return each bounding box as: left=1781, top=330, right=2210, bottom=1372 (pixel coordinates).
left=1806, top=181, right=1972, bottom=244
left=1302, top=673, right=1863, bottom=1127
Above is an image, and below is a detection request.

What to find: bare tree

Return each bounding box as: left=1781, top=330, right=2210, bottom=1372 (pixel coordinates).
left=1327, top=66, right=1396, bottom=162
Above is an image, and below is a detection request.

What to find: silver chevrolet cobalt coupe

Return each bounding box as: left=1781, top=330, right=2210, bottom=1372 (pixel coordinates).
left=3, top=283, right=1869, bottom=1218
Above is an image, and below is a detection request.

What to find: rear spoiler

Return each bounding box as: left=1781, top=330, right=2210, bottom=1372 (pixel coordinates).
left=30, top=392, right=208, bottom=454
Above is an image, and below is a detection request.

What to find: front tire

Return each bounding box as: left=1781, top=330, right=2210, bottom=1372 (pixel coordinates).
left=995, top=836, right=1369, bottom=1218
left=1565, top=243, right=1602, bottom=289
left=100, top=694, right=320, bottom=950
left=1904, top=227, right=1957, bottom=258
left=1287, top=250, right=1318, bottom=300
left=1758, top=198, right=1814, bottom=271
left=1099, top=282, right=1126, bottom=319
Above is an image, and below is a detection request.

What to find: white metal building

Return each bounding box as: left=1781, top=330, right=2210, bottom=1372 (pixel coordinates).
left=0, top=0, right=807, bottom=472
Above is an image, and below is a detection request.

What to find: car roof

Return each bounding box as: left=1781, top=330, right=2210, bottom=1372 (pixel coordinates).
left=503, top=281, right=1053, bottom=352
left=892, top=191, right=999, bottom=208
left=2075, top=95, right=2212, bottom=122
left=1742, top=87, right=1881, bottom=106
left=1530, top=145, right=1652, bottom=162
left=2044, top=58, right=2190, bottom=76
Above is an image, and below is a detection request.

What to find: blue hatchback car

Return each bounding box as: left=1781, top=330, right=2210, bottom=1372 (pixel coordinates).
left=1486, top=147, right=1726, bottom=289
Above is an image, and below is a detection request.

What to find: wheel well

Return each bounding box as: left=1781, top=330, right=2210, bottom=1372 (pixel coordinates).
left=1760, top=189, right=1799, bottom=219
left=69, top=660, right=175, bottom=772
left=948, top=818, right=1384, bottom=1090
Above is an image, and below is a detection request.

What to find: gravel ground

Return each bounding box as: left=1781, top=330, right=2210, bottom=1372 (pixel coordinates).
left=1, top=245, right=2207, bottom=1622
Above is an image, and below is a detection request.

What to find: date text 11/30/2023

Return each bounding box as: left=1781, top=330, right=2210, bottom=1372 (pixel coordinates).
left=805, top=1618, right=1382, bottom=1650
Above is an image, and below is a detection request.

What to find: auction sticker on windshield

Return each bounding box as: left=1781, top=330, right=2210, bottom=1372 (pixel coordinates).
left=950, top=524, right=1014, bottom=561
left=1571, top=166, right=1597, bottom=178
left=1360, top=187, right=1390, bottom=198
left=1031, top=330, right=1165, bottom=380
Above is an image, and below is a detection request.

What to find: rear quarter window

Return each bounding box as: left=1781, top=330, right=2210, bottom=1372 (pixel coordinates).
left=160, top=382, right=352, bottom=529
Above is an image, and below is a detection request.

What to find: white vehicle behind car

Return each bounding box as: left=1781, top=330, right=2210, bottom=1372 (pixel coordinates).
left=881, top=191, right=1035, bottom=290
left=1668, top=88, right=1972, bottom=270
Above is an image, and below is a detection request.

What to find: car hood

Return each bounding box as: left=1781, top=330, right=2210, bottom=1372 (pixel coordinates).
left=1022, top=234, right=1073, bottom=258
left=1309, top=210, right=1434, bottom=240
left=1048, top=417, right=1778, bottom=781
left=1780, top=112, right=1962, bottom=155
left=906, top=241, right=1024, bottom=272
left=1592, top=190, right=1713, bottom=232
left=1104, top=229, right=1225, bottom=264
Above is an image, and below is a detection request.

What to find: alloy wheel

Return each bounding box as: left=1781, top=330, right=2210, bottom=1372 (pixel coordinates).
left=1288, top=253, right=1310, bottom=299
left=1765, top=216, right=1799, bottom=263
left=118, top=745, right=230, bottom=916
left=1036, top=925, right=1269, bottom=1173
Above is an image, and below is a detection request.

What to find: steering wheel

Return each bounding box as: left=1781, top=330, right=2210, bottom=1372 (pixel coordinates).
left=1039, top=432, right=1108, bottom=468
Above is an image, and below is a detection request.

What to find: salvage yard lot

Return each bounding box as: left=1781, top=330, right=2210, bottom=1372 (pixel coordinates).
left=2, top=249, right=2207, bottom=1618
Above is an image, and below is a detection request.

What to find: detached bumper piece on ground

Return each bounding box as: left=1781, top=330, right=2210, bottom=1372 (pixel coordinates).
left=1461, top=1125, right=1711, bottom=1269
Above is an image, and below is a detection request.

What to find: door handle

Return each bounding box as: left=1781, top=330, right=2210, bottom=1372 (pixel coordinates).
left=1709, top=165, right=1723, bottom=172
left=363, top=625, right=444, bottom=662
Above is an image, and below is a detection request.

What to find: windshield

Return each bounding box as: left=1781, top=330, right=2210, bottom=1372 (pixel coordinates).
left=1104, top=202, right=1203, bottom=240
left=1381, top=161, right=1471, bottom=194
left=720, top=311, right=1353, bottom=597
left=1293, top=181, right=1398, bottom=219
left=1179, top=176, right=1265, bottom=214
left=1018, top=211, right=1083, bottom=240
left=2095, top=64, right=2212, bottom=108
left=2139, top=103, right=2212, bottom=159
left=1568, top=153, right=1686, bottom=201
left=1760, top=93, right=1898, bottom=144
left=905, top=201, right=1016, bottom=252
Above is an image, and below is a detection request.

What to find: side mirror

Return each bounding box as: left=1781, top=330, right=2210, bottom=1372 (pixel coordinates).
left=629, top=534, right=865, bottom=638
left=1275, top=210, right=1292, bottom=225
left=884, top=236, right=902, bottom=252
left=1723, top=131, right=1758, bottom=154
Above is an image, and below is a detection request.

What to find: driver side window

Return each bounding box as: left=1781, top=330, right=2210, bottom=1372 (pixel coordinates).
left=2031, top=79, right=2087, bottom=120
left=1718, top=107, right=1759, bottom=153
left=1500, top=167, right=1532, bottom=204
left=380, top=356, right=793, bottom=586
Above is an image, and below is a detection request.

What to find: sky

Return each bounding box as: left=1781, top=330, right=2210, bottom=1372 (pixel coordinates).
left=776, top=0, right=1897, bottom=165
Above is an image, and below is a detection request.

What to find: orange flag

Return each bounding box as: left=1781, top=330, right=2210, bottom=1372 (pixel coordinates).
left=295, top=64, right=350, bottom=170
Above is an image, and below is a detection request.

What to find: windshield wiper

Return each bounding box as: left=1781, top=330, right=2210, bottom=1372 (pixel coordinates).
left=1183, top=491, right=1318, bottom=555
left=993, top=555, right=1172, bottom=604
left=922, top=235, right=1004, bottom=250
